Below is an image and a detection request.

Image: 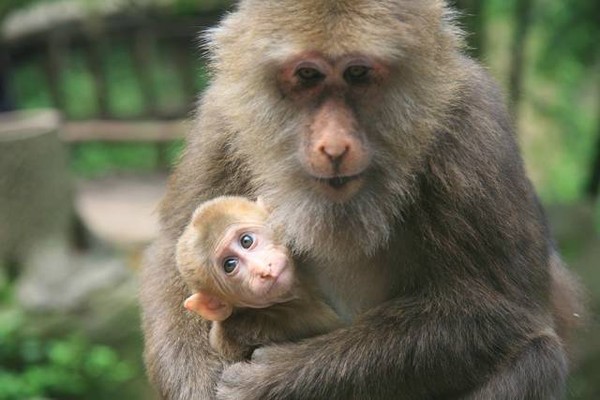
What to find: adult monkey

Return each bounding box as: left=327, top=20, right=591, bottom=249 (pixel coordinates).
left=140, top=0, right=582, bottom=398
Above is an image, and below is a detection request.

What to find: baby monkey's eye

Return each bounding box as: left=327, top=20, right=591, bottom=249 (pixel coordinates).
left=223, top=258, right=238, bottom=274
left=240, top=234, right=254, bottom=249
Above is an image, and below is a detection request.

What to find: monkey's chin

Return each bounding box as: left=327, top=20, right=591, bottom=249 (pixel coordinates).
left=314, top=175, right=364, bottom=203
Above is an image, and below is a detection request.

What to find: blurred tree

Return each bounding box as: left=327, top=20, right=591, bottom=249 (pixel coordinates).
left=0, top=0, right=36, bottom=20
left=0, top=46, right=13, bottom=112
left=536, top=0, right=600, bottom=199
left=587, top=76, right=600, bottom=200
left=452, top=0, right=486, bottom=59
left=508, top=0, right=534, bottom=120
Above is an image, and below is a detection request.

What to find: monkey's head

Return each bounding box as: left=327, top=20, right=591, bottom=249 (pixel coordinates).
left=204, top=0, right=464, bottom=258
left=176, top=196, right=296, bottom=321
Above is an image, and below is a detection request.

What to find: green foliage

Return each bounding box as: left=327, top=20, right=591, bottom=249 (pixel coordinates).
left=71, top=143, right=160, bottom=177
left=10, top=61, right=53, bottom=111
left=540, top=97, right=596, bottom=202
left=169, top=0, right=234, bottom=15
left=0, top=309, right=135, bottom=400
left=62, top=51, right=99, bottom=119
left=537, top=0, right=600, bottom=72
left=0, top=269, right=12, bottom=305
left=104, top=45, right=147, bottom=119
left=0, top=0, right=234, bottom=20
left=11, top=39, right=208, bottom=176
left=0, top=275, right=136, bottom=400
left=71, top=140, right=183, bottom=177
left=0, top=0, right=36, bottom=19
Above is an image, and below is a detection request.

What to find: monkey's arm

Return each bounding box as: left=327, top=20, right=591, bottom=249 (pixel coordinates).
left=210, top=322, right=256, bottom=362
left=216, top=290, right=566, bottom=400
left=141, top=239, right=224, bottom=399
left=213, top=295, right=343, bottom=362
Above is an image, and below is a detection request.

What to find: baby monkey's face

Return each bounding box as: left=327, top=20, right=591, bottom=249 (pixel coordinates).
left=213, top=223, right=296, bottom=308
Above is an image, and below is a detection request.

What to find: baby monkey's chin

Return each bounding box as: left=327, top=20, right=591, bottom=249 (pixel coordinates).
left=244, top=272, right=300, bottom=309
left=241, top=291, right=299, bottom=309
left=265, top=270, right=299, bottom=305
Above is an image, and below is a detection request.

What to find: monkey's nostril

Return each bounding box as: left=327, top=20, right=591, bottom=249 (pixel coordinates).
left=320, top=144, right=349, bottom=160
left=320, top=146, right=348, bottom=172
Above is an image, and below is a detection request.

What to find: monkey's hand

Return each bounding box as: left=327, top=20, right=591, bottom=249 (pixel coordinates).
left=216, top=344, right=307, bottom=400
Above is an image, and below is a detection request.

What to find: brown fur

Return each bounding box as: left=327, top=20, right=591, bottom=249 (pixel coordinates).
left=140, top=1, right=582, bottom=399
left=211, top=286, right=343, bottom=362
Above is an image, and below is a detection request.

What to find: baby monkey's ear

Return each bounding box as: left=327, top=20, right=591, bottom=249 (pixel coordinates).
left=184, top=292, right=233, bottom=321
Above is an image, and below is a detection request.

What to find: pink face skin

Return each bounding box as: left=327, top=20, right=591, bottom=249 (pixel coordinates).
left=277, top=52, right=389, bottom=202
left=212, top=224, right=296, bottom=308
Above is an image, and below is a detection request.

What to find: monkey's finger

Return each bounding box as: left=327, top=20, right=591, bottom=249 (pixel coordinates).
left=216, top=362, right=257, bottom=400
left=250, top=344, right=287, bottom=364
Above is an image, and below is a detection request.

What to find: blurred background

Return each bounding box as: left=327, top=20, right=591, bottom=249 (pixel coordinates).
left=0, top=0, right=598, bottom=398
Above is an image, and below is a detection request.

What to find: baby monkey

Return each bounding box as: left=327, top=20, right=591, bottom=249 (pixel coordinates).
left=176, top=196, right=341, bottom=361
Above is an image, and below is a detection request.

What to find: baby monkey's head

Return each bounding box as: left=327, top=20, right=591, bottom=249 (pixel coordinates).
left=176, top=196, right=296, bottom=321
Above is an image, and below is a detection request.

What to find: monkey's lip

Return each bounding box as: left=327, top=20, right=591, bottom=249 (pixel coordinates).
left=264, top=266, right=295, bottom=301
left=315, top=174, right=363, bottom=189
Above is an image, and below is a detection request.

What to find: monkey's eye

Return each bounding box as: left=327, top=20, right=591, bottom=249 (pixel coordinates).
left=295, top=67, right=324, bottom=84
left=223, top=258, right=238, bottom=274
left=240, top=234, right=254, bottom=249
left=344, top=65, right=371, bottom=84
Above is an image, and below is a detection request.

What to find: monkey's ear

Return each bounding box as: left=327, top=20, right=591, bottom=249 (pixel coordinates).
left=184, top=292, right=233, bottom=321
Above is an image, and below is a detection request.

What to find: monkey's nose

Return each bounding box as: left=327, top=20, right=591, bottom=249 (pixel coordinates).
left=256, top=264, right=275, bottom=280
left=320, top=144, right=349, bottom=169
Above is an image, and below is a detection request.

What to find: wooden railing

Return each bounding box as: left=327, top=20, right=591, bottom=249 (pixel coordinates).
left=3, top=12, right=220, bottom=119
left=1, top=10, right=223, bottom=168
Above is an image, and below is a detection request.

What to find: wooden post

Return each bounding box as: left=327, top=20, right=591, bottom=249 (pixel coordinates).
left=132, top=25, right=158, bottom=117
left=0, top=110, right=72, bottom=270
left=0, top=44, right=14, bottom=112
left=84, top=29, right=111, bottom=118
left=173, top=40, right=198, bottom=113
left=43, top=32, right=69, bottom=112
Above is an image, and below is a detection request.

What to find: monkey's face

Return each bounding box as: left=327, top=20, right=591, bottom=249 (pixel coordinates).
left=209, top=0, right=458, bottom=201
left=212, top=224, right=296, bottom=308
left=274, top=53, right=394, bottom=203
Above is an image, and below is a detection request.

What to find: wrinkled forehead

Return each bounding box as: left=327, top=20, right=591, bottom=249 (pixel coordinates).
left=212, top=0, right=442, bottom=65
left=268, top=16, right=403, bottom=61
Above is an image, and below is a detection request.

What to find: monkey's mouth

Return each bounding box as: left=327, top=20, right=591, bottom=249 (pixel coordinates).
left=310, top=174, right=365, bottom=202
left=318, top=175, right=362, bottom=189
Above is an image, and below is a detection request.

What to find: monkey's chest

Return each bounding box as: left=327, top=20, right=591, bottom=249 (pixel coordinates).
left=307, top=257, right=395, bottom=322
